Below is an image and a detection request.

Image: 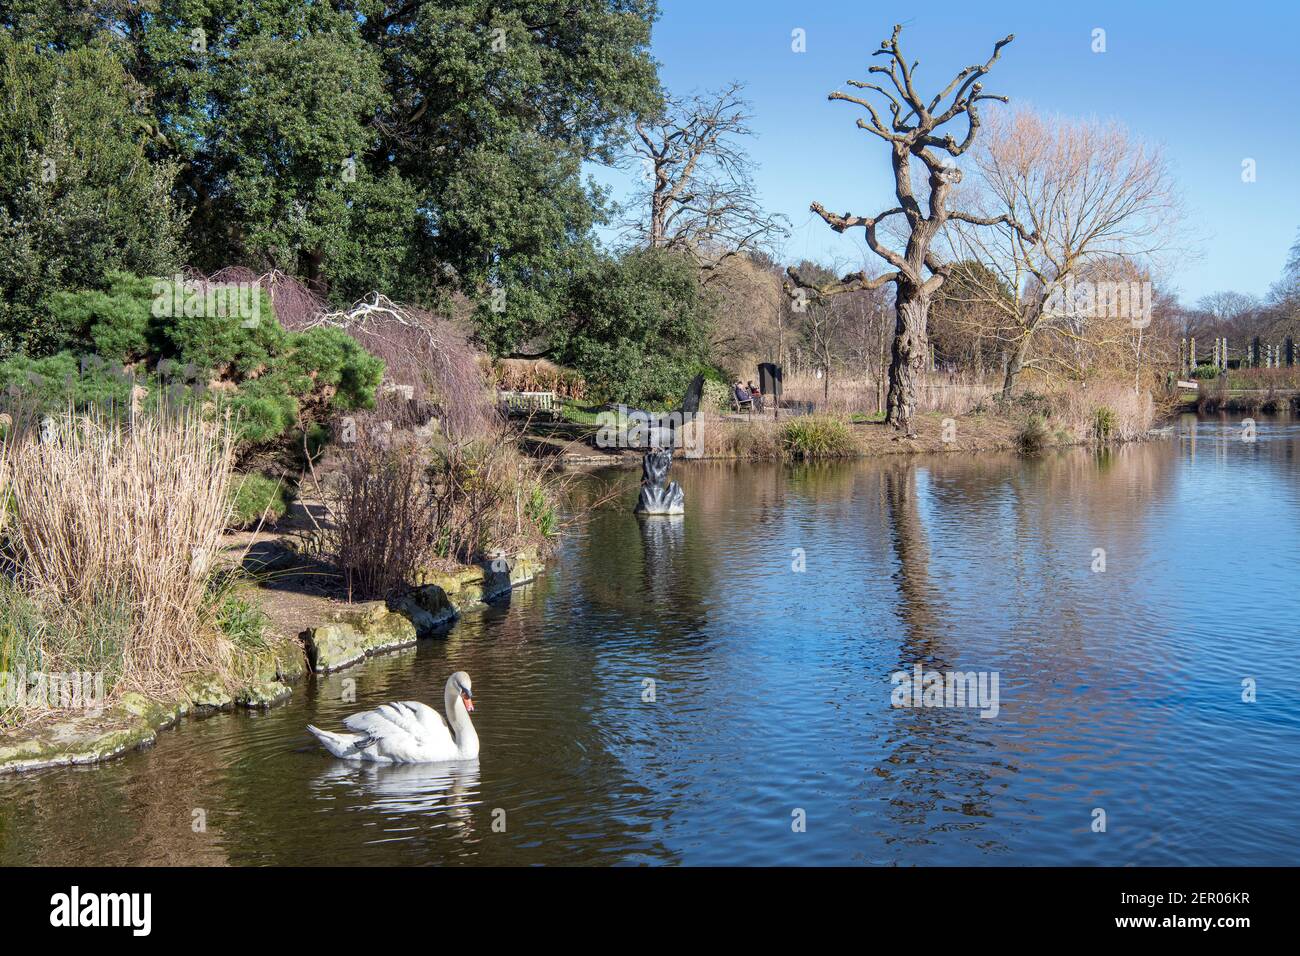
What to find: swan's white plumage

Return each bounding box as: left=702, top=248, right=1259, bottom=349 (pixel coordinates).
left=308, top=673, right=478, bottom=763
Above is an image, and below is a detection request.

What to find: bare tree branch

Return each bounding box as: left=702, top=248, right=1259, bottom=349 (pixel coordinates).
left=624, top=82, right=789, bottom=274
left=797, top=24, right=1020, bottom=431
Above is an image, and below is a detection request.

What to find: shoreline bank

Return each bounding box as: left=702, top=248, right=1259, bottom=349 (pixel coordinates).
left=0, top=551, right=544, bottom=775
left=541, top=408, right=1169, bottom=468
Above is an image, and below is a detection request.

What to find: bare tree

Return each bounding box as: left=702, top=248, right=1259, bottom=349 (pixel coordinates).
left=1194, top=291, right=1260, bottom=342
left=1198, top=291, right=1259, bottom=323
left=787, top=24, right=1035, bottom=433
left=788, top=261, right=852, bottom=403
left=627, top=83, right=788, bottom=275
left=944, top=109, right=1181, bottom=396
left=706, top=252, right=784, bottom=373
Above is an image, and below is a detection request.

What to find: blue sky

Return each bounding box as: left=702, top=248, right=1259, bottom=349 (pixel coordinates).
left=592, top=0, right=1300, bottom=306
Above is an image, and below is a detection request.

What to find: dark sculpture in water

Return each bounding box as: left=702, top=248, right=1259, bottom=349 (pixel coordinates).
left=635, top=448, right=684, bottom=516
left=629, top=373, right=699, bottom=516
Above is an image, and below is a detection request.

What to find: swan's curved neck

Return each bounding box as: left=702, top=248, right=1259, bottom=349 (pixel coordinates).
left=444, top=686, right=479, bottom=756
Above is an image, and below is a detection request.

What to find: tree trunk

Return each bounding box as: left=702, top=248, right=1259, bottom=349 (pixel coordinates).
left=885, top=289, right=929, bottom=433
left=1001, top=335, right=1031, bottom=398
left=876, top=313, right=886, bottom=415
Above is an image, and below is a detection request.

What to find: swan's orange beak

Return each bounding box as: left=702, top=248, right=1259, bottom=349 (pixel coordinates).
left=462, top=691, right=474, bottom=712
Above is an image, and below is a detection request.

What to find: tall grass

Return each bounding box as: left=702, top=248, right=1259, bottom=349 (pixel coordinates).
left=779, top=416, right=857, bottom=459
left=326, top=430, right=441, bottom=600
left=0, top=430, right=9, bottom=536
left=1050, top=380, right=1154, bottom=441
left=4, top=407, right=236, bottom=693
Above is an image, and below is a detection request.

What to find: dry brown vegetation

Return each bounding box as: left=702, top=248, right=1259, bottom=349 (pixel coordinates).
left=489, top=357, right=587, bottom=400
left=315, top=420, right=561, bottom=601
left=212, top=267, right=497, bottom=440
left=943, top=108, right=1183, bottom=396
left=780, top=370, right=995, bottom=418
left=690, top=376, right=1153, bottom=460
left=1, top=407, right=241, bottom=707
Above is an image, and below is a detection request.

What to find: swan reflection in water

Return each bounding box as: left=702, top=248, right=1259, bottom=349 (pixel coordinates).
left=313, top=758, right=483, bottom=834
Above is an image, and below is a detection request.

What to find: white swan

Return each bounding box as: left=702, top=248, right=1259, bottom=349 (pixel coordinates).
left=307, top=671, right=479, bottom=763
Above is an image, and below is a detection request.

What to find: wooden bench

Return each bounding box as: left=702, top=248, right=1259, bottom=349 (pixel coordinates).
left=731, top=393, right=755, bottom=414
left=498, top=390, right=557, bottom=416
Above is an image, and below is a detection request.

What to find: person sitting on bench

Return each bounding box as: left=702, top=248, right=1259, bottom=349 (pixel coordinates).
left=747, top=381, right=765, bottom=413
left=733, top=381, right=754, bottom=411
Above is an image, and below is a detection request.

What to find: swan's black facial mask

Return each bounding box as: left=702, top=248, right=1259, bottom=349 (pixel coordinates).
left=458, top=685, right=474, bottom=711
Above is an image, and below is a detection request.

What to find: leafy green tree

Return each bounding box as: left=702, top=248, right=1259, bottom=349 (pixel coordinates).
left=0, top=34, right=188, bottom=357
left=559, top=249, right=712, bottom=405
left=368, top=2, right=660, bottom=351
left=5, top=2, right=660, bottom=356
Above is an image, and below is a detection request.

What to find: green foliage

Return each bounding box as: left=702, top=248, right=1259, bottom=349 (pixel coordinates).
left=211, top=586, right=272, bottom=657
left=701, top=378, right=732, bottom=412
left=525, top=484, right=558, bottom=540
left=1017, top=414, right=1049, bottom=454
left=229, top=473, right=291, bottom=529
left=0, top=578, right=131, bottom=726
left=2, top=2, right=660, bottom=355
left=779, top=416, right=856, bottom=459
left=559, top=249, right=712, bottom=405
left=0, top=274, right=384, bottom=446
left=0, top=34, right=187, bottom=358
left=45, top=272, right=157, bottom=361
left=0, top=351, right=136, bottom=409
left=1191, top=363, right=1220, bottom=380
left=1093, top=406, right=1117, bottom=441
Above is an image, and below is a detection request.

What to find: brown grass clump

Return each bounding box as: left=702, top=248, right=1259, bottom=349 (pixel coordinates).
left=324, top=428, right=440, bottom=600
left=1018, top=379, right=1155, bottom=443
left=4, top=407, right=237, bottom=694
left=780, top=371, right=996, bottom=418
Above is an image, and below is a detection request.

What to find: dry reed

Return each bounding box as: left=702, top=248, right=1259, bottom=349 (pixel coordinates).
left=7, top=406, right=236, bottom=691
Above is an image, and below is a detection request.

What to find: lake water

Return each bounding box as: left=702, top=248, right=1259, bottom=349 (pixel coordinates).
left=2, top=413, right=1299, bottom=866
